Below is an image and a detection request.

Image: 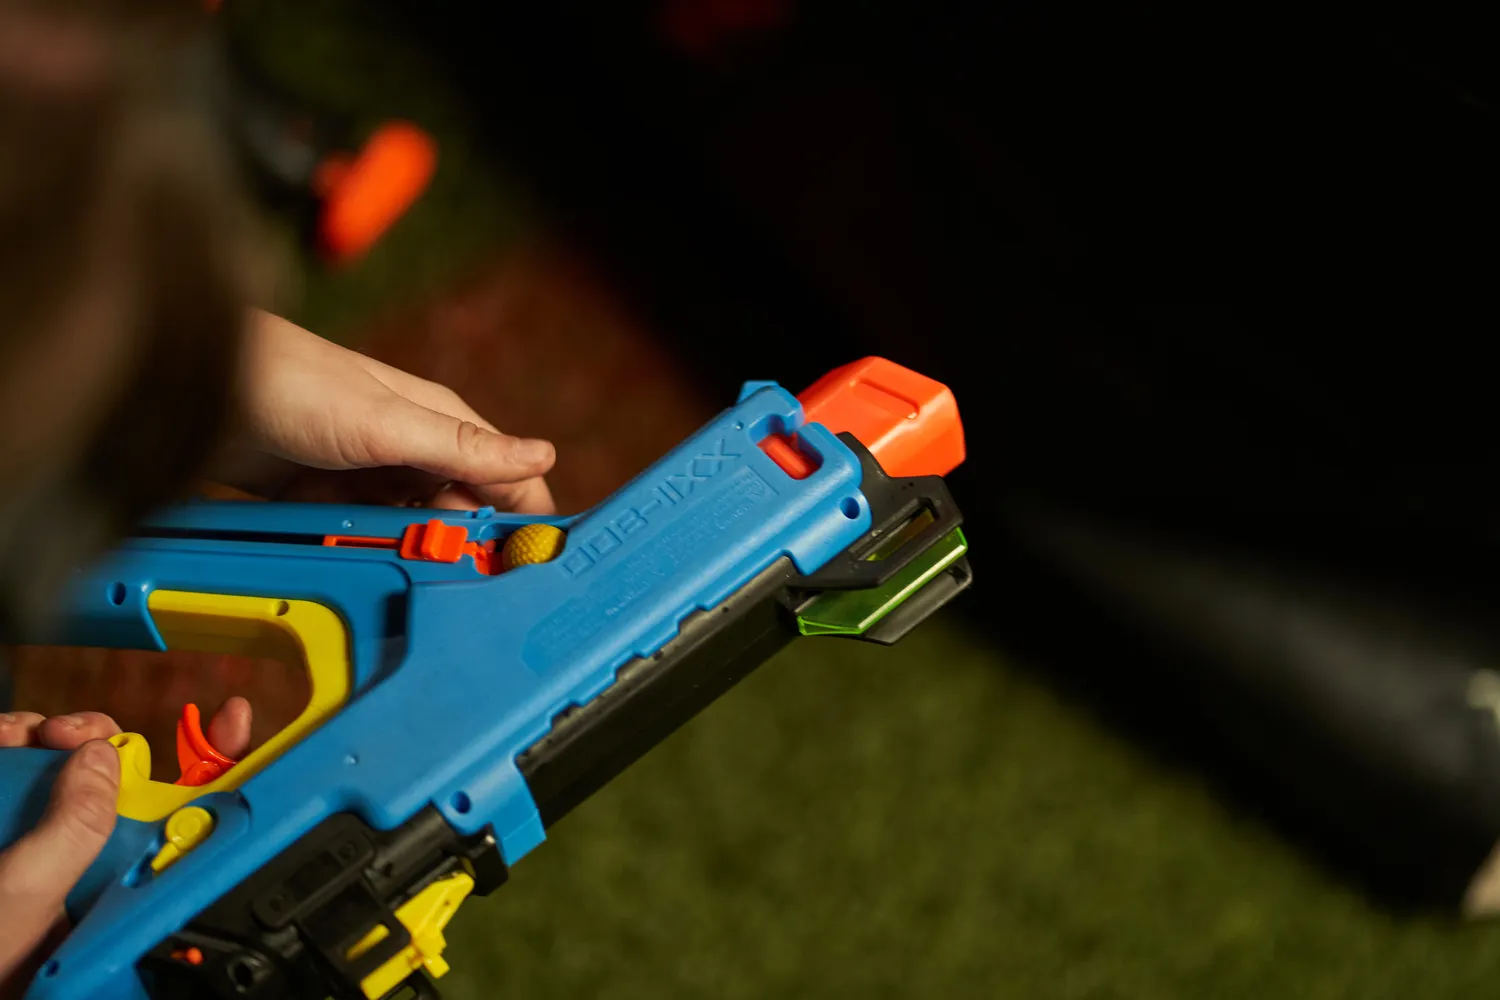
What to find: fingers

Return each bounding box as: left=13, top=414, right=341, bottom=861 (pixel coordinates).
left=358, top=358, right=503, bottom=433
left=354, top=356, right=557, bottom=514
left=206, top=696, right=252, bottom=760
left=35, top=712, right=120, bottom=751
left=243, top=312, right=558, bottom=514
left=0, top=741, right=118, bottom=978
left=427, top=482, right=486, bottom=511
left=467, top=476, right=557, bottom=515
left=0, top=713, right=45, bottom=748
left=271, top=465, right=448, bottom=507
left=428, top=477, right=557, bottom=515
left=0, top=699, right=248, bottom=760
left=278, top=466, right=557, bottom=514
left=0, top=712, right=121, bottom=750
left=360, top=396, right=557, bottom=505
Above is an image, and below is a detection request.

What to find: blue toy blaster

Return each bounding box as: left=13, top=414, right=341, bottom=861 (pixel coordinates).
left=1, top=358, right=969, bottom=1000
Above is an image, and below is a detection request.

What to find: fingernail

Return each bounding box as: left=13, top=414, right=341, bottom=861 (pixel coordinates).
left=516, top=438, right=554, bottom=464
left=0, top=713, right=14, bottom=723
left=78, top=739, right=119, bottom=777
left=55, top=714, right=86, bottom=729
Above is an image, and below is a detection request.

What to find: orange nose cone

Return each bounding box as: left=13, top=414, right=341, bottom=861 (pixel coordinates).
left=796, top=358, right=965, bottom=478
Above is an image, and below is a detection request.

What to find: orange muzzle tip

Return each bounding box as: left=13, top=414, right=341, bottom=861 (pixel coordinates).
left=760, top=357, right=965, bottom=480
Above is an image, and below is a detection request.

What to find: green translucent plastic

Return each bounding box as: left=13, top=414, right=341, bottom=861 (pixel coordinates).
left=797, top=527, right=968, bottom=637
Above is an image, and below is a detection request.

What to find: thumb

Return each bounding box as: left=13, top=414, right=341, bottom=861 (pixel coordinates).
left=363, top=396, right=556, bottom=491
left=0, top=741, right=118, bottom=978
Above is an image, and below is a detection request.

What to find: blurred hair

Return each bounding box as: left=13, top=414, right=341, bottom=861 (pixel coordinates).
left=0, top=0, right=258, bottom=639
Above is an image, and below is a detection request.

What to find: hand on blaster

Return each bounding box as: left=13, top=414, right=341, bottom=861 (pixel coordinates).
left=212, top=311, right=557, bottom=514
left=0, top=702, right=251, bottom=998
left=0, top=311, right=554, bottom=995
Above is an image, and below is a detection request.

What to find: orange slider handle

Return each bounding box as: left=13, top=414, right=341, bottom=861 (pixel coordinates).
left=760, top=357, right=966, bottom=480
left=174, top=703, right=237, bottom=787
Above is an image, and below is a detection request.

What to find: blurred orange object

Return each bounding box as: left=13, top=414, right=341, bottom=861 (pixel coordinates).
left=316, top=121, right=437, bottom=266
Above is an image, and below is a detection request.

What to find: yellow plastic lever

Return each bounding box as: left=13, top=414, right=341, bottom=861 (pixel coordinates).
left=110, top=591, right=353, bottom=823
left=348, top=871, right=475, bottom=999
left=149, top=806, right=216, bottom=873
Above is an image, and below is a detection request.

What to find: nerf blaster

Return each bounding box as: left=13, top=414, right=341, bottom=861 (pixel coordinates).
left=0, top=358, right=969, bottom=1000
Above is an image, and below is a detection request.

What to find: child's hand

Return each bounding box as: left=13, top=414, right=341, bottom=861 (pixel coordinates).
left=215, top=311, right=556, bottom=514
left=0, top=702, right=251, bottom=996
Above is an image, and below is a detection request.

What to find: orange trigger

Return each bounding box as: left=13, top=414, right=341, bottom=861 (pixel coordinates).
left=174, top=703, right=237, bottom=787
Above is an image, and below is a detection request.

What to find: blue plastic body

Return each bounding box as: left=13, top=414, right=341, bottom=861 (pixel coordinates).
left=2, top=383, right=871, bottom=1000
left=0, top=751, right=159, bottom=918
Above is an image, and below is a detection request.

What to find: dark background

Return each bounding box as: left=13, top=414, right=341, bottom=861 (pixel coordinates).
left=21, top=2, right=1500, bottom=996
left=382, top=0, right=1500, bottom=910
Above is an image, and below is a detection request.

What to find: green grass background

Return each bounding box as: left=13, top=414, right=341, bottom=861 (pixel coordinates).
left=241, top=3, right=1500, bottom=995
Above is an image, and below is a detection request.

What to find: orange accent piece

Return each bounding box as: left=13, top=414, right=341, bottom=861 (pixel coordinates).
left=323, top=527, right=500, bottom=575
left=796, top=357, right=965, bottom=478
left=171, top=947, right=205, bottom=966
left=174, top=703, right=237, bottom=787
left=401, top=520, right=467, bottom=563
left=317, top=121, right=437, bottom=265
left=323, top=535, right=399, bottom=550
left=759, top=433, right=815, bottom=480
left=467, top=539, right=500, bottom=576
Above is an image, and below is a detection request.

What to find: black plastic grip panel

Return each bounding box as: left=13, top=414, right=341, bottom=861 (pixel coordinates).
left=796, top=433, right=964, bottom=592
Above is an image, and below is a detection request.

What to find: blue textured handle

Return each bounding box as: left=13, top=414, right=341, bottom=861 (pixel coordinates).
left=0, top=747, right=159, bottom=921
